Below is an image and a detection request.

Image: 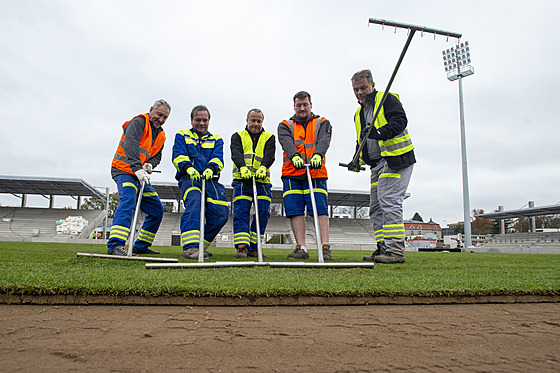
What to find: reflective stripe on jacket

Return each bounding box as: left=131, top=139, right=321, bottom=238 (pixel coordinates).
left=281, top=117, right=328, bottom=178
left=232, top=130, right=273, bottom=183
left=111, top=113, right=166, bottom=175
left=354, top=91, right=414, bottom=159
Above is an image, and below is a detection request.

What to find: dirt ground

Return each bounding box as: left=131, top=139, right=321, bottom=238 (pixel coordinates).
left=1, top=303, right=559, bottom=372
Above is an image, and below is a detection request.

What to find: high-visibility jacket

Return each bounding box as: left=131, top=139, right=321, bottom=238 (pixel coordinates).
left=232, top=130, right=273, bottom=184
left=172, top=128, right=224, bottom=180
left=111, top=113, right=166, bottom=175
left=280, top=116, right=328, bottom=178
left=354, top=91, right=414, bottom=164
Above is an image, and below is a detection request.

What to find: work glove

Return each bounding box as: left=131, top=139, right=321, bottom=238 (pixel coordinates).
left=347, top=160, right=361, bottom=173
left=310, top=154, right=323, bottom=170
left=186, top=167, right=201, bottom=181
left=240, top=166, right=252, bottom=180
left=255, top=166, right=267, bottom=181
left=142, top=163, right=153, bottom=174
left=202, top=168, right=214, bottom=180
left=361, top=125, right=382, bottom=140
left=291, top=154, right=305, bottom=170
left=134, top=169, right=150, bottom=184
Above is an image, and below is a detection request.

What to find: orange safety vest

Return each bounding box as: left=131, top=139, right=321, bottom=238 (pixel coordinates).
left=111, top=113, right=166, bottom=175
left=281, top=117, right=328, bottom=178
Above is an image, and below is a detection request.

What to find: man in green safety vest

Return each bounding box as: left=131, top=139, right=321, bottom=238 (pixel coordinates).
left=230, top=109, right=276, bottom=258
left=348, top=69, right=416, bottom=264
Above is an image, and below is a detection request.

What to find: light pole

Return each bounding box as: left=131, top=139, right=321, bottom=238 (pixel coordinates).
left=443, top=41, right=474, bottom=249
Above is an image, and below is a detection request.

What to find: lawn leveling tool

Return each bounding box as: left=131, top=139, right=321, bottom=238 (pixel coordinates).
left=340, top=18, right=461, bottom=171
left=251, top=174, right=265, bottom=263
left=147, top=165, right=375, bottom=269
left=265, top=164, right=375, bottom=268
left=147, top=176, right=269, bottom=268
left=77, top=179, right=177, bottom=262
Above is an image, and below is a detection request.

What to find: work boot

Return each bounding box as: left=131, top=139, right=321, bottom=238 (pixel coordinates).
left=373, top=252, right=405, bottom=264
left=363, top=243, right=385, bottom=261
left=248, top=250, right=267, bottom=258
left=182, top=248, right=211, bottom=259
left=322, top=244, right=332, bottom=261
left=181, top=248, right=195, bottom=258
left=234, top=244, right=249, bottom=258
left=133, top=247, right=160, bottom=255
left=107, top=246, right=136, bottom=256
left=183, top=248, right=209, bottom=260
left=287, top=245, right=309, bottom=259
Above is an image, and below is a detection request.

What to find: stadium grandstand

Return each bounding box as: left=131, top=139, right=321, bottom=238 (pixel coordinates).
left=474, top=205, right=560, bottom=254
left=0, top=175, right=377, bottom=251
left=2, top=175, right=559, bottom=254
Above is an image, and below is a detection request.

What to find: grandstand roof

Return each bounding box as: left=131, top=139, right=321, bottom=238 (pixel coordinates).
left=475, top=204, right=560, bottom=219
left=0, top=176, right=371, bottom=208
left=0, top=175, right=106, bottom=200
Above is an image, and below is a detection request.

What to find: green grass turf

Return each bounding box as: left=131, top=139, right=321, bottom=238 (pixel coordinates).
left=1, top=241, right=559, bottom=297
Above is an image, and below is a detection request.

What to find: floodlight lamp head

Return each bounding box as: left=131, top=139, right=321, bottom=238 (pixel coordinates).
left=442, top=40, right=473, bottom=80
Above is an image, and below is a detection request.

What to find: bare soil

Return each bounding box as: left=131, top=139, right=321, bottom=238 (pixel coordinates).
left=1, top=303, right=559, bottom=372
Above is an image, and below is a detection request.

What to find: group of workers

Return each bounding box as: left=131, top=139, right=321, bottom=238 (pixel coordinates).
left=105, top=68, right=415, bottom=264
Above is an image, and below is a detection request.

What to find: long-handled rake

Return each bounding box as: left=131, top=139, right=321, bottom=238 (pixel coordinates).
left=305, top=164, right=324, bottom=263
left=127, top=180, right=145, bottom=256
left=78, top=179, right=177, bottom=262
left=197, top=178, right=206, bottom=263
left=252, top=175, right=265, bottom=263
left=340, top=18, right=461, bottom=170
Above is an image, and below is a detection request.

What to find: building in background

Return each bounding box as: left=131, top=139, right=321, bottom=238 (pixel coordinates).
left=405, top=218, right=441, bottom=240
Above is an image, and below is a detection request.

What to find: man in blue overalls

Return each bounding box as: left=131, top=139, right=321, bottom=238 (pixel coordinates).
left=172, top=105, right=228, bottom=259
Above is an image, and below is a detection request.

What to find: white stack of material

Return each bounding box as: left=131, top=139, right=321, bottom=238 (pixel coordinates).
left=56, top=216, right=89, bottom=235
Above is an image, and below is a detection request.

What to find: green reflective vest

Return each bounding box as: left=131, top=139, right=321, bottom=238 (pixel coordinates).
left=354, top=91, right=414, bottom=160
left=232, top=130, right=273, bottom=183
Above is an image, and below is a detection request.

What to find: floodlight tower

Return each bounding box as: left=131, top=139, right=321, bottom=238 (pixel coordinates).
left=442, top=41, right=474, bottom=249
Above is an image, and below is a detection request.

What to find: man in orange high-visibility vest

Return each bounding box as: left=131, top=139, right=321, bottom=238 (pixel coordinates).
left=107, top=99, right=170, bottom=256
left=277, top=91, right=333, bottom=261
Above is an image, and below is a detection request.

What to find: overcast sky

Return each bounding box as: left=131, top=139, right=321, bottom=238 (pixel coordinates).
left=2, top=0, right=559, bottom=226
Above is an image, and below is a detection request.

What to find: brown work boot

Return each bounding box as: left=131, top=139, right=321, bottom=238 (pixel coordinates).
left=287, top=245, right=309, bottom=259
left=247, top=250, right=267, bottom=258
left=373, top=252, right=405, bottom=264
left=234, top=244, right=249, bottom=258
left=322, top=244, right=332, bottom=261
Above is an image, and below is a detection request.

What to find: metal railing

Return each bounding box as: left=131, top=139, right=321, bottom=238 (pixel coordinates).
left=484, top=232, right=560, bottom=244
